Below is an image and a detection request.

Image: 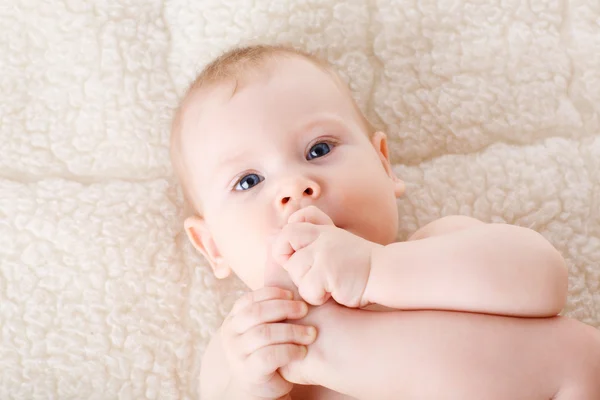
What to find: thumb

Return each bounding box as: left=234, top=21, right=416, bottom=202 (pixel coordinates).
left=264, top=236, right=300, bottom=299
left=288, top=205, right=334, bottom=226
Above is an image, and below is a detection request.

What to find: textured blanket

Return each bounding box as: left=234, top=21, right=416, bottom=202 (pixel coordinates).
left=1, top=0, right=599, bottom=398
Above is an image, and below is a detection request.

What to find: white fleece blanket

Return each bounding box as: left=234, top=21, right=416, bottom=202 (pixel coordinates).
left=1, top=0, right=599, bottom=398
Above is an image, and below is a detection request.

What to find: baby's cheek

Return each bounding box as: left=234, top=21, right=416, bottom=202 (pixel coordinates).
left=230, top=232, right=268, bottom=288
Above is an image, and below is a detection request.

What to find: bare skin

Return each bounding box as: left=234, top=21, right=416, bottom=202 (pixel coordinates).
left=284, top=302, right=600, bottom=400
left=199, top=219, right=600, bottom=400
left=173, top=55, right=600, bottom=399
left=203, top=301, right=600, bottom=400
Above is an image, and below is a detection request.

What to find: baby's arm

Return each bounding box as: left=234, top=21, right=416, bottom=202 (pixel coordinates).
left=284, top=301, right=600, bottom=399
left=364, top=217, right=568, bottom=317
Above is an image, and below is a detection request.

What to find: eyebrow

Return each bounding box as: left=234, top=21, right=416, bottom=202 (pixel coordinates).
left=213, top=113, right=350, bottom=179
left=215, top=150, right=248, bottom=173
left=290, top=112, right=349, bottom=137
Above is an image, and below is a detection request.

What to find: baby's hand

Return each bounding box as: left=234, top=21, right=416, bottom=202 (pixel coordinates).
left=264, top=254, right=335, bottom=388
left=220, top=286, right=317, bottom=399
left=272, top=205, right=383, bottom=308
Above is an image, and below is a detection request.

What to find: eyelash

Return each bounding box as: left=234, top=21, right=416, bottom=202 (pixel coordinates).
left=231, top=138, right=337, bottom=191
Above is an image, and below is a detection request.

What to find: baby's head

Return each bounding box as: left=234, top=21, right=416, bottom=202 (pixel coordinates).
left=170, top=44, right=405, bottom=289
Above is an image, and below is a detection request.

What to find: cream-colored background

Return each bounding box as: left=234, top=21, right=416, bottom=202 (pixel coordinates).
left=1, top=0, right=599, bottom=398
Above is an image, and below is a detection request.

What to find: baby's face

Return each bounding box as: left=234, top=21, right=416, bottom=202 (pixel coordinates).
left=181, top=57, right=403, bottom=289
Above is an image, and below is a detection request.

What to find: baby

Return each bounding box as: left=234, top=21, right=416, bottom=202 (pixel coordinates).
left=170, top=44, right=600, bottom=399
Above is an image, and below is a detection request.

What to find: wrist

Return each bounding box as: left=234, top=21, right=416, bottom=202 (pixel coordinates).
left=363, top=243, right=386, bottom=306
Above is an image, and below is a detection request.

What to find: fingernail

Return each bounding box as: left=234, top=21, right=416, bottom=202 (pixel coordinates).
left=298, top=302, right=308, bottom=314
left=300, top=346, right=308, bottom=356
left=305, top=326, right=316, bottom=338
left=285, top=290, right=294, bottom=299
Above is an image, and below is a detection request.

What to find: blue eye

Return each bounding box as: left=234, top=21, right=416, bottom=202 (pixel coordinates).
left=307, top=142, right=332, bottom=160
left=234, top=173, right=264, bottom=191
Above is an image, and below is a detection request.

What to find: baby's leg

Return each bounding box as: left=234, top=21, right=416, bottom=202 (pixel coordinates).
left=551, top=321, right=600, bottom=399
left=284, top=302, right=600, bottom=399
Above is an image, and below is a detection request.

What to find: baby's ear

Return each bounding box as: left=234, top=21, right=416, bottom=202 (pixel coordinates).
left=184, top=216, right=231, bottom=279
left=371, top=131, right=405, bottom=198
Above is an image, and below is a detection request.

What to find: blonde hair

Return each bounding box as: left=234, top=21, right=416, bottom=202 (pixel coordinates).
left=170, top=44, right=375, bottom=216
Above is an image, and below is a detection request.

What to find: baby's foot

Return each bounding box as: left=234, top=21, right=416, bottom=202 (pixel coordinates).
left=264, top=246, right=339, bottom=386
left=278, top=297, right=341, bottom=386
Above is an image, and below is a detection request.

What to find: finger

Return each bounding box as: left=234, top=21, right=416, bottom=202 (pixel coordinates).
left=272, top=222, right=320, bottom=266
left=288, top=205, right=334, bottom=226
left=229, top=287, right=293, bottom=317
left=298, top=270, right=330, bottom=306
left=231, top=299, right=309, bottom=334
left=246, top=344, right=308, bottom=379
left=264, top=240, right=299, bottom=297
left=282, top=246, right=314, bottom=288
left=239, top=323, right=317, bottom=355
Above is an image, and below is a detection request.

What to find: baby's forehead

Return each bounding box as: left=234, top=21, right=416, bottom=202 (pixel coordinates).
left=178, top=55, right=368, bottom=163
left=182, top=63, right=343, bottom=133
left=191, top=55, right=340, bottom=102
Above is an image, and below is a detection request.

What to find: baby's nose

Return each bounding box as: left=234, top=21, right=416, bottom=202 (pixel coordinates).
left=276, top=177, right=321, bottom=208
